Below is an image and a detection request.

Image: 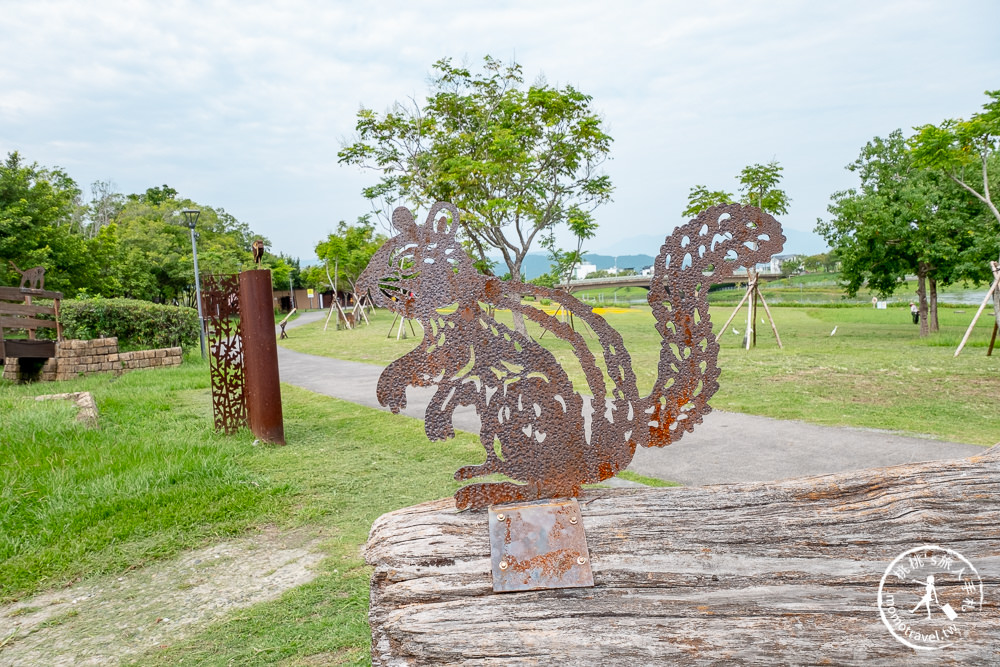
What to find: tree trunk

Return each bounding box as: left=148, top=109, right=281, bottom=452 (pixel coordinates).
left=992, top=262, right=1000, bottom=333
left=508, top=259, right=528, bottom=336
left=916, top=265, right=928, bottom=337
left=928, top=275, right=939, bottom=333
left=366, top=446, right=1000, bottom=666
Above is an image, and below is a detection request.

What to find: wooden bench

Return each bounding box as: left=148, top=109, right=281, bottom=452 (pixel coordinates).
left=0, top=285, right=63, bottom=360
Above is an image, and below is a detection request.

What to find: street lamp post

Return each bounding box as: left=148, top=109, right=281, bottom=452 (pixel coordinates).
left=182, top=208, right=207, bottom=359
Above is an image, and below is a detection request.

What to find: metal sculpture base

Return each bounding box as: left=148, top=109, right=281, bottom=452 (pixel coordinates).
left=488, top=498, right=594, bottom=593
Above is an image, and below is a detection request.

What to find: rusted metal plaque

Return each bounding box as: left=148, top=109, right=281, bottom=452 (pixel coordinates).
left=357, top=201, right=785, bottom=510
left=488, top=498, right=593, bottom=593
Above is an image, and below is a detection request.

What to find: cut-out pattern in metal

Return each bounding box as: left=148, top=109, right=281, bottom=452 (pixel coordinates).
left=357, top=202, right=784, bottom=510
left=202, top=273, right=247, bottom=434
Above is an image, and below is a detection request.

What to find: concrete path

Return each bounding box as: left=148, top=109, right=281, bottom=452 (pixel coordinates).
left=276, top=311, right=986, bottom=486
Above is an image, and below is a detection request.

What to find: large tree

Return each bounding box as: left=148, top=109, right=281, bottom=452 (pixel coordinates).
left=339, top=56, right=613, bottom=331
left=817, top=131, right=990, bottom=335
left=1, top=152, right=280, bottom=302
left=910, top=90, right=1000, bottom=248
left=110, top=195, right=268, bottom=304
left=909, top=90, right=1000, bottom=337
left=0, top=151, right=102, bottom=294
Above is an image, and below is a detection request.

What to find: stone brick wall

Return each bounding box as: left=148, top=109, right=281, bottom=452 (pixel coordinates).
left=119, top=347, right=183, bottom=371
left=2, top=337, right=183, bottom=382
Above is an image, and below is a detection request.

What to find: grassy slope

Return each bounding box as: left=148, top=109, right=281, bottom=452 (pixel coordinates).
left=1, top=360, right=484, bottom=664
left=279, top=304, right=1000, bottom=446
left=0, top=360, right=283, bottom=601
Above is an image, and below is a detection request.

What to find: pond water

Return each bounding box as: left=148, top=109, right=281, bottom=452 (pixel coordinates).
left=936, top=290, right=991, bottom=305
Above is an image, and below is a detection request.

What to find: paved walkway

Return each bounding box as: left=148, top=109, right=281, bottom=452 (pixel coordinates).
left=276, top=311, right=986, bottom=486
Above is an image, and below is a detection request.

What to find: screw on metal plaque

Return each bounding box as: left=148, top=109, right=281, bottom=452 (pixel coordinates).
left=488, top=498, right=593, bottom=593
left=357, top=201, right=785, bottom=511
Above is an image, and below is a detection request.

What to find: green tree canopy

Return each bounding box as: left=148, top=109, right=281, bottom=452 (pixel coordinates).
left=817, top=130, right=992, bottom=335
left=540, top=206, right=598, bottom=286
left=1, top=152, right=275, bottom=303
left=313, top=216, right=387, bottom=295
left=0, top=151, right=103, bottom=294
left=682, top=185, right=735, bottom=218
left=338, top=56, right=614, bottom=299
left=682, top=161, right=789, bottom=220
left=801, top=252, right=838, bottom=273
left=909, top=89, right=1000, bottom=255
left=107, top=197, right=264, bottom=304
left=738, top=160, right=791, bottom=216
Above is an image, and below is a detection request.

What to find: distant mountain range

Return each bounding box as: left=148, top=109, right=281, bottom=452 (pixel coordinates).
left=598, top=228, right=827, bottom=258
left=499, top=227, right=828, bottom=280
left=510, top=254, right=654, bottom=280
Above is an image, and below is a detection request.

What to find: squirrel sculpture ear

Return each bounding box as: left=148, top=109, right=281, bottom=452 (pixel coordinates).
left=391, top=206, right=418, bottom=235
left=424, top=201, right=460, bottom=235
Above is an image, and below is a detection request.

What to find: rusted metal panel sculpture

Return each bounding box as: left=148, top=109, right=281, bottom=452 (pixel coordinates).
left=202, top=273, right=247, bottom=434
left=357, top=202, right=784, bottom=511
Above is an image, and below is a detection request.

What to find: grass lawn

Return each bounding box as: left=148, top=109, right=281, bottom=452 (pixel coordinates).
left=1, top=358, right=484, bottom=664
left=3, top=292, right=997, bottom=664
left=280, top=303, right=1000, bottom=446
left=572, top=285, right=650, bottom=304
left=708, top=273, right=993, bottom=306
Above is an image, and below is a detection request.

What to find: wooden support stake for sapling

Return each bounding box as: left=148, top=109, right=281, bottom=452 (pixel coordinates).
left=386, top=312, right=400, bottom=338
left=954, top=262, right=1000, bottom=357
left=277, top=307, right=297, bottom=338
left=352, top=296, right=370, bottom=326
left=323, top=300, right=337, bottom=331
left=717, top=274, right=782, bottom=349
left=757, top=289, right=783, bottom=349
left=715, top=279, right=754, bottom=342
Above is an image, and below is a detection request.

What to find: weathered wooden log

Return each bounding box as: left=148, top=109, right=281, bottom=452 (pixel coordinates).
left=366, top=446, right=1000, bottom=665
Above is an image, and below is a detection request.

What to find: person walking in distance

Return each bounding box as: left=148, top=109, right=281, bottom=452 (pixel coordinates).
left=910, top=302, right=919, bottom=325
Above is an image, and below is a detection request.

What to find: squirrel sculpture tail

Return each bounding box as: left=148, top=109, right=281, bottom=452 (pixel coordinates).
left=501, top=203, right=784, bottom=486
left=640, top=203, right=784, bottom=450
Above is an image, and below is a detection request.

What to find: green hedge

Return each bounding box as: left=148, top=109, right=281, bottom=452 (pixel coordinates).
left=60, top=298, right=199, bottom=350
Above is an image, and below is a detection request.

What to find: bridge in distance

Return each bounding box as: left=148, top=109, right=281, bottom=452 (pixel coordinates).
left=564, top=269, right=784, bottom=293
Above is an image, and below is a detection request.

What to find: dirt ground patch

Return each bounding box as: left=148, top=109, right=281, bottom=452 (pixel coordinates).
left=0, top=527, right=326, bottom=666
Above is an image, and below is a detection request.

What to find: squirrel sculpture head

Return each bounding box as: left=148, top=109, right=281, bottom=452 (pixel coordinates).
left=357, top=202, right=472, bottom=320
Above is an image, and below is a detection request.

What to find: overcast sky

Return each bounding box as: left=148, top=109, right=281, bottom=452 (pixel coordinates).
left=2, top=1, right=997, bottom=263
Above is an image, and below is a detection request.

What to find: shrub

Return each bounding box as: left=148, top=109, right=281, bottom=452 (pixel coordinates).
left=540, top=298, right=552, bottom=306
left=61, top=297, right=199, bottom=350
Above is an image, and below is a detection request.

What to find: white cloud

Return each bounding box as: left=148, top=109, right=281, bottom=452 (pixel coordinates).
left=1, top=0, right=997, bottom=261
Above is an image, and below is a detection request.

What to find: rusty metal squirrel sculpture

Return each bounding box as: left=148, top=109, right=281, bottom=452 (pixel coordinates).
left=357, top=201, right=784, bottom=509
